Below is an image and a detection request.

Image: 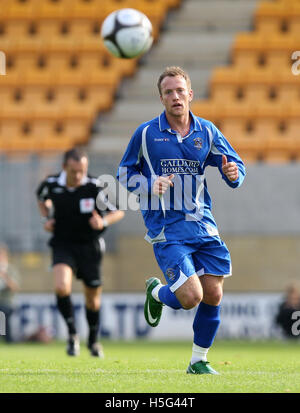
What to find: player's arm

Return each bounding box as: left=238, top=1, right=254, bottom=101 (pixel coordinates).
left=36, top=180, right=55, bottom=232
left=89, top=185, right=125, bottom=230
left=37, top=199, right=52, bottom=218
left=152, top=174, right=174, bottom=195
left=89, top=209, right=124, bottom=230
left=117, top=124, right=155, bottom=195
left=204, top=122, right=246, bottom=188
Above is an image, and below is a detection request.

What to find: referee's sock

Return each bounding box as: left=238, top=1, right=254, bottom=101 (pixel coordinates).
left=56, top=295, right=77, bottom=336
left=85, top=307, right=100, bottom=347
left=191, top=302, right=221, bottom=363
left=154, top=285, right=182, bottom=310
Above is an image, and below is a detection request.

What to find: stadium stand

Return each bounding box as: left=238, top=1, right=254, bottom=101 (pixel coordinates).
left=190, top=0, right=300, bottom=163
left=2, top=0, right=298, bottom=162
left=0, top=0, right=182, bottom=153
left=1, top=0, right=300, bottom=296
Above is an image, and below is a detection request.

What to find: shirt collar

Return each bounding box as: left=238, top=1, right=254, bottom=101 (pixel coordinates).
left=57, top=170, right=88, bottom=188
left=158, top=110, right=202, bottom=133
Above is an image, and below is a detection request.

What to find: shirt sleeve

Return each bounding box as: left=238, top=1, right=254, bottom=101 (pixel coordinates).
left=116, top=124, right=154, bottom=194
left=36, top=179, right=50, bottom=201
left=203, top=121, right=246, bottom=188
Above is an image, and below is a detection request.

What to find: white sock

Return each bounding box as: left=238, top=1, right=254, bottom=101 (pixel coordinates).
left=191, top=343, right=209, bottom=364
left=151, top=284, right=162, bottom=302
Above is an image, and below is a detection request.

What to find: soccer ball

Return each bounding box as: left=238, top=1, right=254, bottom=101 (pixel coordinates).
left=101, top=8, right=153, bottom=59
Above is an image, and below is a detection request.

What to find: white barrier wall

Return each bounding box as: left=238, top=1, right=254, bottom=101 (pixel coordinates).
left=7, top=293, right=291, bottom=342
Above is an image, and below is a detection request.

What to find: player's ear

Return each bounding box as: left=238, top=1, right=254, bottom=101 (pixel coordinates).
left=189, top=88, right=193, bottom=102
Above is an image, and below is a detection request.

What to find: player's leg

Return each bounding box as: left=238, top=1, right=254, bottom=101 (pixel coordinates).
left=187, top=274, right=223, bottom=375
left=77, top=241, right=103, bottom=357
left=83, top=285, right=104, bottom=358
left=145, top=243, right=202, bottom=327
left=54, top=263, right=80, bottom=356
left=187, top=239, right=231, bottom=374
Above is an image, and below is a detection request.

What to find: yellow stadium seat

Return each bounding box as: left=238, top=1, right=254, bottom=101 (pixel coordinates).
left=0, top=137, right=36, bottom=152
left=211, top=67, right=244, bottom=86
left=277, top=85, right=300, bottom=103
left=38, top=135, right=74, bottom=152
left=37, top=0, right=68, bottom=19
left=230, top=135, right=267, bottom=163
left=108, top=56, right=138, bottom=77
left=220, top=119, right=246, bottom=140
left=70, top=20, right=94, bottom=36
left=36, top=20, right=61, bottom=37
left=191, top=101, right=220, bottom=121
left=210, top=84, right=237, bottom=101
left=289, top=16, right=300, bottom=34
left=73, top=86, right=114, bottom=111
left=63, top=120, right=90, bottom=141
left=0, top=0, right=177, bottom=154
left=3, top=21, right=28, bottom=37
left=231, top=50, right=260, bottom=68
left=257, top=17, right=282, bottom=33
left=0, top=120, right=21, bottom=138
left=0, top=99, right=30, bottom=120
left=266, top=50, right=291, bottom=69
left=243, top=84, right=270, bottom=103
left=62, top=101, right=98, bottom=121
left=6, top=0, right=35, bottom=19
left=264, top=135, right=296, bottom=163
left=69, top=0, right=101, bottom=19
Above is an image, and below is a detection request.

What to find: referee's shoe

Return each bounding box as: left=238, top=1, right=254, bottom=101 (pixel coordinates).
left=88, top=342, right=104, bottom=358
left=67, top=334, right=80, bottom=356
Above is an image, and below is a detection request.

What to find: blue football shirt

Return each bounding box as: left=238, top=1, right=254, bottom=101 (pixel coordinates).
left=117, top=110, right=246, bottom=244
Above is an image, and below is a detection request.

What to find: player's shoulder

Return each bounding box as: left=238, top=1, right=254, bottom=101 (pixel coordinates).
left=193, top=115, right=215, bottom=131
left=36, top=173, right=60, bottom=197
left=193, top=115, right=220, bottom=140
left=133, top=116, right=160, bottom=136
left=84, top=174, right=101, bottom=188
left=41, top=173, right=61, bottom=185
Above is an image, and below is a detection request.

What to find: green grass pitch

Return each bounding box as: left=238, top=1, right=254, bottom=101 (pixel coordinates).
left=0, top=339, right=299, bottom=393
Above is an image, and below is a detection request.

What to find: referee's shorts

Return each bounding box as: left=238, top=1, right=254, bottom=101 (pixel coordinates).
left=51, top=238, right=105, bottom=288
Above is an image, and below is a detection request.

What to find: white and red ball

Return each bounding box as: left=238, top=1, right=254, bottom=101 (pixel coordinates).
left=101, top=8, right=153, bottom=59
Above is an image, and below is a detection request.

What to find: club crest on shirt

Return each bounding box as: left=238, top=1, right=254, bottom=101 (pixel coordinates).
left=80, top=198, right=95, bottom=213
left=166, top=268, right=176, bottom=281
left=193, top=137, right=203, bottom=150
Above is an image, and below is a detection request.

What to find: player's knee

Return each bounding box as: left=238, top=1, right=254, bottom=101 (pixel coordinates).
left=85, top=297, right=100, bottom=311
left=55, top=283, right=71, bottom=297
left=204, top=290, right=223, bottom=306
left=181, top=291, right=202, bottom=310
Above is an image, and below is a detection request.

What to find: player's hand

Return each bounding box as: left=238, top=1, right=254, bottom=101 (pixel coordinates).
left=222, top=155, right=239, bottom=182
left=89, top=210, right=105, bottom=230
left=44, top=218, right=55, bottom=233
left=153, top=174, right=174, bottom=196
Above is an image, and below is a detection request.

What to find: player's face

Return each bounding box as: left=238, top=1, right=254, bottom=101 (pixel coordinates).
left=160, top=75, right=193, bottom=118
left=64, top=157, right=88, bottom=188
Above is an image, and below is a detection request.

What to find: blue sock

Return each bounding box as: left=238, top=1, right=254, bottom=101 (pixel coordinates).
left=193, top=302, right=221, bottom=348
left=158, top=285, right=182, bottom=309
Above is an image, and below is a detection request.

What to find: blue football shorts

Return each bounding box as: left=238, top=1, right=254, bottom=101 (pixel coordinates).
left=153, top=236, right=232, bottom=292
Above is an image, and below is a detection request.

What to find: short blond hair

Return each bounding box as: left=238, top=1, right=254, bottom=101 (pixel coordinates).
left=157, top=66, right=191, bottom=96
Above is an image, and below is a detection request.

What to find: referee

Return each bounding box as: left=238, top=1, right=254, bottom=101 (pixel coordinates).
left=36, top=148, right=124, bottom=357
